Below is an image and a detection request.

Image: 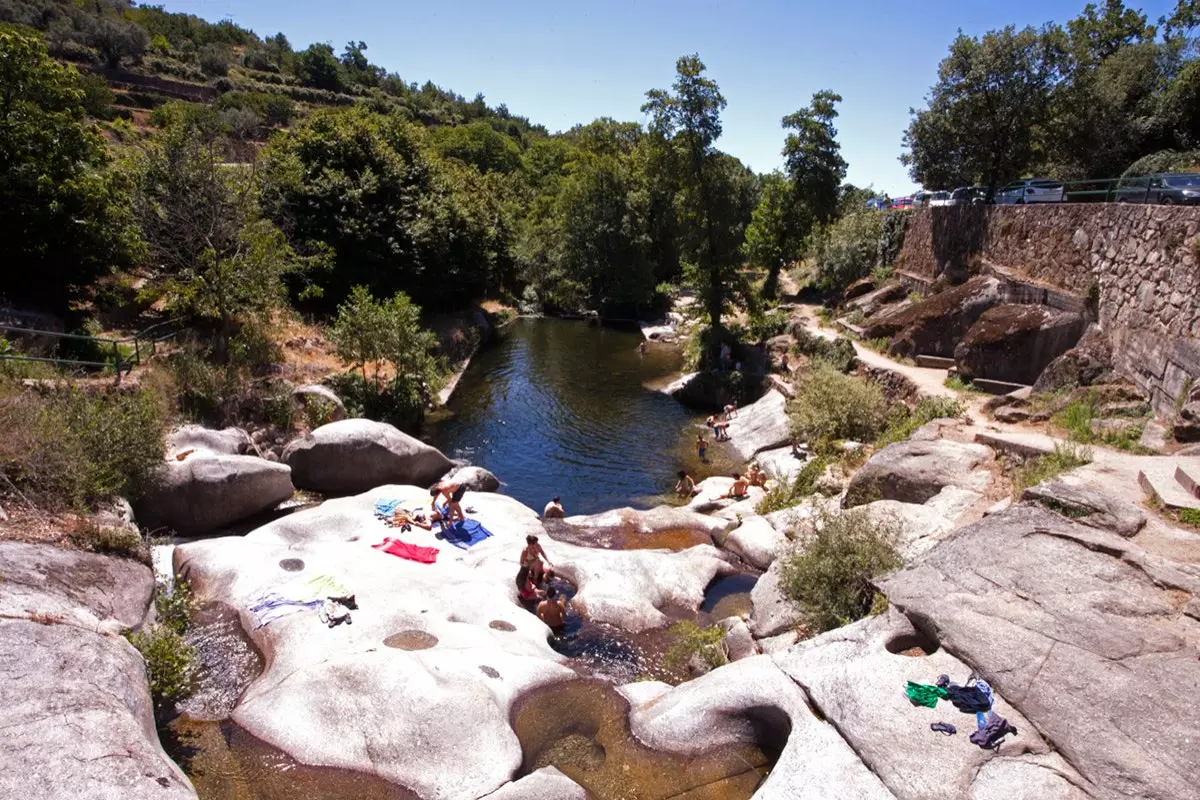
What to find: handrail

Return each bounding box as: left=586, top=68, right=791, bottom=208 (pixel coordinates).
left=0, top=318, right=182, bottom=385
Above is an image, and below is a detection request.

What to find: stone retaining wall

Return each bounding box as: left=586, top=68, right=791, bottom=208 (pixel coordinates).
left=893, top=205, right=1200, bottom=415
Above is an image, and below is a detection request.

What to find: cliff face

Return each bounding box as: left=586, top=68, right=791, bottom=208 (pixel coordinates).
left=894, top=205, right=1200, bottom=416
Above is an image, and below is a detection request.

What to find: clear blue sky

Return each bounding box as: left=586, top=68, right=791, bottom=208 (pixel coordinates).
left=160, top=0, right=1177, bottom=195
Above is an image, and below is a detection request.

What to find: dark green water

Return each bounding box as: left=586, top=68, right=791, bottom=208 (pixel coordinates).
left=425, top=318, right=742, bottom=516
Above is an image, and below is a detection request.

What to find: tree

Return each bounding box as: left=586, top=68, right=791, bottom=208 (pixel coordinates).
left=296, top=42, right=344, bottom=92
left=743, top=172, right=797, bottom=299
left=428, top=121, right=522, bottom=174
left=0, top=24, right=139, bottom=310
left=902, top=25, right=1068, bottom=188
left=90, top=16, right=148, bottom=69
left=643, top=54, right=739, bottom=362
left=329, top=285, right=440, bottom=403
left=782, top=90, right=847, bottom=237
left=133, top=115, right=302, bottom=357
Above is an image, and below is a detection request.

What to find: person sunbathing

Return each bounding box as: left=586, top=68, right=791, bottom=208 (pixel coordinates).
left=395, top=507, right=445, bottom=531
left=521, top=534, right=552, bottom=583
left=724, top=473, right=750, bottom=499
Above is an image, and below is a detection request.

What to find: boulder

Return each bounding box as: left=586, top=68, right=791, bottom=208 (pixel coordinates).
left=993, top=405, right=1031, bottom=423
left=954, top=305, right=1087, bottom=386
left=445, top=465, right=501, bottom=493
left=0, top=621, right=197, bottom=800
left=1139, top=419, right=1169, bottom=452
left=846, top=280, right=909, bottom=318
left=1020, top=479, right=1147, bottom=537
left=165, top=424, right=251, bottom=458
left=482, top=767, right=587, bottom=800
left=0, top=541, right=154, bottom=633
left=843, top=439, right=992, bottom=508
left=843, top=277, right=877, bottom=302
left=627, top=656, right=894, bottom=799
left=283, top=419, right=454, bottom=494
left=721, top=516, right=787, bottom=569
left=663, top=371, right=747, bottom=411
left=749, top=557, right=803, bottom=638
left=685, top=477, right=766, bottom=516
left=1032, top=325, right=1117, bottom=394
left=1174, top=401, right=1200, bottom=443
left=172, top=489, right=736, bottom=797
left=291, top=384, right=347, bottom=421
left=877, top=505, right=1200, bottom=800
left=134, top=454, right=294, bottom=537
left=857, top=485, right=982, bottom=558
left=909, top=417, right=961, bottom=442
left=0, top=542, right=195, bottom=800
left=756, top=445, right=809, bottom=485
left=775, top=608, right=1087, bottom=800
left=562, top=504, right=733, bottom=546
left=861, top=276, right=1003, bottom=359
left=718, top=617, right=759, bottom=661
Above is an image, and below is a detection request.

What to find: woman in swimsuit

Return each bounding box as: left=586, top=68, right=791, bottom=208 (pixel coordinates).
left=515, top=566, right=545, bottom=605
left=521, top=534, right=551, bottom=583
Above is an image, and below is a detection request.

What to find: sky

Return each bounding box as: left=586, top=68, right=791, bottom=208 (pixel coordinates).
left=160, top=0, right=1178, bottom=196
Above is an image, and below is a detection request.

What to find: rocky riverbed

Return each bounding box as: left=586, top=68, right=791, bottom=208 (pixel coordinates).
left=4, top=385, right=1200, bottom=799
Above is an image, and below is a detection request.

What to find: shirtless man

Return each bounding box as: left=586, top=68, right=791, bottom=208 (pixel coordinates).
left=697, top=433, right=708, bottom=462
left=430, top=480, right=466, bottom=523
left=723, top=402, right=738, bottom=420
left=724, top=472, right=750, bottom=499
left=543, top=496, right=565, bottom=519
left=537, top=586, right=568, bottom=636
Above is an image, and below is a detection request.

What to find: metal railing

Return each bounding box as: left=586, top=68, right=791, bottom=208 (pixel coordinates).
left=0, top=318, right=181, bottom=384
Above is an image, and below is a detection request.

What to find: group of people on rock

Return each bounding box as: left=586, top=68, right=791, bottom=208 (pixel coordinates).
left=697, top=402, right=738, bottom=461
left=514, top=534, right=568, bottom=635
left=675, top=461, right=767, bottom=499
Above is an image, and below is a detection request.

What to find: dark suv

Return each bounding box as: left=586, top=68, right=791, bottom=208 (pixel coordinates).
left=1115, top=173, right=1200, bottom=205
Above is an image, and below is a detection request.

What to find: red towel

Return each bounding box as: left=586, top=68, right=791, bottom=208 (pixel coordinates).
left=372, top=537, right=439, bottom=564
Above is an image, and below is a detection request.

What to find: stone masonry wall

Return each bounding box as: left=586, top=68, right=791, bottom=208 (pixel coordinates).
left=893, top=205, right=1200, bottom=416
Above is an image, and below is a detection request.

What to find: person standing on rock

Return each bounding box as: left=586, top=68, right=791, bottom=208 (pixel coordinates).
left=675, top=470, right=697, bottom=497
left=521, top=534, right=552, bottom=583
left=542, top=496, right=564, bottom=519
left=537, top=586, right=568, bottom=637
left=431, top=480, right=466, bottom=524
left=723, top=402, right=738, bottom=420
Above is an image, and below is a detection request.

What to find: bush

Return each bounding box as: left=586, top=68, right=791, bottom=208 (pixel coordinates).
left=155, top=578, right=194, bottom=636
left=1010, top=442, right=1093, bottom=496
left=664, top=621, right=727, bottom=673
left=126, top=625, right=196, bottom=717
left=778, top=506, right=903, bottom=633
left=757, top=456, right=829, bottom=514
left=0, top=382, right=167, bottom=509
left=65, top=518, right=147, bottom=563
left=789, top=362, right=890, bottom=448
left=746, top=308, right=789, bottom=342
left=875, top=396, right=965, bottom=448
left=811, top=211, right=884, bottom=294
left=791, top=328, right=856, bottom=373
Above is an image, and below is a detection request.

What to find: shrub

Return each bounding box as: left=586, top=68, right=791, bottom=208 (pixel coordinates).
left=875, top=396, right=965, bottom=448
left=757, top=456, right=828, bottom=514
left=126, top=626, right=196, bottom=717
left=664, top=621, right=727, bottom=673
left=790, top=328, right=857, bottom=373
left=747, top=308, right=789, bottom=342
left=155, top=578, right=194, bottom=636
left=1177, top=508, right=1200, bottom=528
left=778, top=506, right=903, bottom=633
left=811, top=211, right=885, bottom=294
left=0, top=382, right=167, bottom=509
left=65, top=518, right=148, bottom=563
left=1010, top=442, right=1093, bottom=496
left=789, top=362, right=890, bottom=447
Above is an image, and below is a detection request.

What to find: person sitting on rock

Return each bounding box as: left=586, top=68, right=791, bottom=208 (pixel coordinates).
left=521, top=534, right=552, bottom=583
left=537, top=586, right=568, bottom=637
left=431, top=480, right=466, bottom=523
left=543, top=496, right=565, bottom=519
left=724, top=473, right=750, bottom=499
left=675, top=469, right=698, bottom=497
left=515, top=566, right=545, bottom=605
left=745, top=463, right=767, bottom=488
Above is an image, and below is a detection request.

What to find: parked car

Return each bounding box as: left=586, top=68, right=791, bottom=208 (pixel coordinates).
left=911, top=191, right=930, bottom=208
left=994, top=178, right=1064, bottom=204
left=929, top=191, right=952, bottom=207
left=892, top=196, right=914, bottom=209
left=866, top=197, right=890, bottom=211
left=1115, top=173, right=1200, bottom=205
left=948, top=186, right=991, bottom=206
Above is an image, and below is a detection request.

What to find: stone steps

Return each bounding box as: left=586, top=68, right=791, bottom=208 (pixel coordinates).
left=971, top=378, right=1033, bottom=395
left=1138, top=460, right=1200, bottom=511
left=835, top=318, right=865, bottom=337
left=1174, top=460, right=1200, bottom=499
left=916, top=354, right=955, bottom=369
left=973, top=431, right=1057, bottom=459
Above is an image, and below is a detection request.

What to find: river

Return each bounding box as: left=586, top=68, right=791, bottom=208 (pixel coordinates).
left=425, top=317, right=743, bottom=515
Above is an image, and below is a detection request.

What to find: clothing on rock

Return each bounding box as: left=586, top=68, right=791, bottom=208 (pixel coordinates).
left=968, top=713, right=1018, bottom=749
left=439, top=518, right=494, bottom=549
left=930, top=722, right=957, bottom=735
left=248, top=573, right=350, bottom=628
left=905, top=681, right=949, bottom=708
left=372, top=537, right=439, bottom=564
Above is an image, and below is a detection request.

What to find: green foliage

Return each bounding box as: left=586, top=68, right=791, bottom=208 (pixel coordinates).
left=811, top=211, right=885, bottom=294
left=782, top=90, right=848, bottom=243
left=788, top=362, right=890, bottom=446
left=757, top=456, right=829, bottom=514
left=876, top=211, right=908, bottom=269
left=744, top=172, right=801, bottom=299
left=1122, top=149, right=1200, bottom=177
left=944, top=373, right=985, bottom=393
left=875, top=396, right=966, bottom=448
left=1177, top=508, right=1200, bottom=528
left=664, top=621, right=727, bottom=672
left=126, top=624, right=196, bottom=716
left=429, top=121, right=522, bottom=174
left=155, top=578, right=194, bottom=637
left=0, top=382, right=167, bottom=509
left=791, top=328, right=857, bottom=373
left=0, top=24, right=141, bottom=309
left=778, top=506, right=903, bottom=633
left=66, top=519, right=147, bottom=563
left=746, top=308, right=789, bottom=342
left=1010, top=442, right=1094, bottom=495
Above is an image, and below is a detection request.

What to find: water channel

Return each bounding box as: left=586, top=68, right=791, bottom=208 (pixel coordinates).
left=424, top=317, right=744, bottom=515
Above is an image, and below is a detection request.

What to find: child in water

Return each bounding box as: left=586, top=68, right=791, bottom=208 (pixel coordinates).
left=696, top=433, right=708, bottom=462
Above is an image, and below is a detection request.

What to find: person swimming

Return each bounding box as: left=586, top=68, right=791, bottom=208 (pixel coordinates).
left=537, top=585, right=567, bottom=636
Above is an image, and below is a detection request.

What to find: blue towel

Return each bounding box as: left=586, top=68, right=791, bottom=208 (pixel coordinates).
left=375, top=498, right=404, bottom=519
left=440, top=519, right=493, bottom=550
